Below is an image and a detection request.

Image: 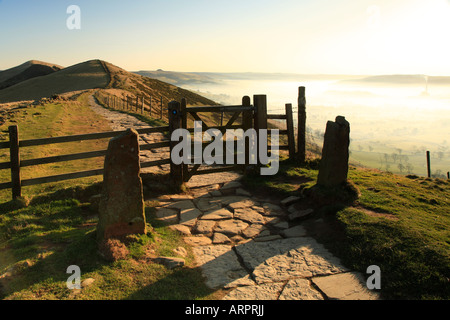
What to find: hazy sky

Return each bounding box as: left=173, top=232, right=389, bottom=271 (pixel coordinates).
left=1, top=0, right=450, bottom=75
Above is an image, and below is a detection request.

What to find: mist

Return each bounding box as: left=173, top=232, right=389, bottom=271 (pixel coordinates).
left=177, top=73, right=450, bottom=178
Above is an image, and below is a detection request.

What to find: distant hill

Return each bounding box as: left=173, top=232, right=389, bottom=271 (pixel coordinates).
left=341, top=74, right=450, bottom=86
left=0, top=60, right=218, bottom=106
left=134, top=70, right=365, bottom=87
left=0, top=60, right=108, bottom=103
left=105, top=62, right=217, bottom=107
left=0, top=60, right=62, bottom=90
left=134, top=70, right=220, bottom=86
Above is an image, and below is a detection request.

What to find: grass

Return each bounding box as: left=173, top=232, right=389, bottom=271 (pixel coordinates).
left=2, top=90, right=448, bottom=300
left=0, top=94, right=113, bottom=201
left=241, top=158, right=450, bottom=300
left=0, top=190, right=217, bottom=300
left=0, top=95, right=220, bottom=300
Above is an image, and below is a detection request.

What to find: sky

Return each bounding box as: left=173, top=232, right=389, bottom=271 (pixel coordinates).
left=1, top=0, right=450, bottom=75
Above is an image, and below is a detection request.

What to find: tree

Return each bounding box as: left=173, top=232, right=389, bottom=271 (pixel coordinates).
left=405, top=163, right=414, bottom=174
left=391, top=153, right=398, bottom=163
left=398, top=163, right=405, bottom=173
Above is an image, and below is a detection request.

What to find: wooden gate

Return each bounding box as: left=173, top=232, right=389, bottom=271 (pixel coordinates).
left=168, top=95, right=283, bottom=186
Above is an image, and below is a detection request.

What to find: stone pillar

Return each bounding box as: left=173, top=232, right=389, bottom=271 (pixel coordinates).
left=317, top=116, right=350, bottom=187
left=97, top=128, right=146, bottom=243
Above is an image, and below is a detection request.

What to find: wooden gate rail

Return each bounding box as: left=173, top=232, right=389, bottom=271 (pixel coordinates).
left=169, top=96, right=257, bottom=184
left=267, top=103, right=296, bottom=158
left=0, top=125, right=171, bottom=199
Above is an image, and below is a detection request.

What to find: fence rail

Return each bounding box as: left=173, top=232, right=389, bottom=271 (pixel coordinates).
left=0, top=124, right=170, bottom=199
left=0, top=91, right=303, bottom=200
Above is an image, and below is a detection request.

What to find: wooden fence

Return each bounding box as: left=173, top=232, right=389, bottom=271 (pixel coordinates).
left=95, top=91, right=166, bottom=120
left=0, top=126, right=170, bottom=199
left=0, top=93, right=299, bottom=200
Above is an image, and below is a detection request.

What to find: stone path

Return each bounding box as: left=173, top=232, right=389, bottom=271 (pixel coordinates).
left=155, top=180, right=379, bottom=300
left=88, top=95, right=380, bottom=300
left=88, top=95, right=170, bottom=173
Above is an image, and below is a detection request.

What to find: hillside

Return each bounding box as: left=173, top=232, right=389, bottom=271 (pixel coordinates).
left=102, top=61, right=218, bottom=107
left=0, top=60, right=62, bottom=85
left=0, top=60, right=108, bottom=103
left=0, top=60, right=219, bottom=111
left=134, top=70, right=220, bottom=86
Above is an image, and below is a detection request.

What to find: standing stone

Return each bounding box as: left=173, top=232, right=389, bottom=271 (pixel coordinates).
left=97, top=129, right=146, bottom=243
left=317, top=116, right=350, bottom=187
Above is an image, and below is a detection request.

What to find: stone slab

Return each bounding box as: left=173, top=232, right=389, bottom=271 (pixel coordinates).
left=223, top=283, right=285, bottom=300
left=234, top=208, right=266, bottom=224
left=280, top=225, right=308, bottom=238
left=281, top=196, right=301, bottom=206
left=312, top=272, right=380, bottom=300
left=194, top=220, right=216, bottom=234
left=278, top=279, right=324, bottom=300
left=214, top=219, right=249, bottom=236
left=179, top=208, right=202, bottom=226
left=235, top=237, right=349, bottom=284
left=183, top=236, right=212, bottom=246
left=200, top=208, right=233, bottom=220
left=193, top=245, right=255, bottom=289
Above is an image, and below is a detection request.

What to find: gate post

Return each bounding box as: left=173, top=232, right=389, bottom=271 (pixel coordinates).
left=169, top=101, right=184, bottom=188
left=180, top=98, right=189, bottom=181
left=9, top=125, right=21, bottom=200
left=285, top=103, right=295, bottom=159
left=297, top=86, right=306, bottom=163
left=254, top=95, right=267, bottom=168
left=242, top=96, right=253, bottom=168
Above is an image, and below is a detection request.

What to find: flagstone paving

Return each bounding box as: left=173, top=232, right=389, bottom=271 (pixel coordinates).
left=156, top=180, right=380, bottom=301
left=89, top=94, right=379, bottom=300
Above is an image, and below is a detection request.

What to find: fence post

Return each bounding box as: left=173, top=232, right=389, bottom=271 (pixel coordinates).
left=297, top=86, right=306, bottom=163
left=242, top=96, right=253, bottom=168
left=169, top=101, right=183, bottom=188
left=254, top=95, right=267, bottom=131
left=254, top=95, right=267, bottom=168
left=141, top=97, right=144, bottom=114
left=149, top=96, right=152, bottom=117
left=427, top=151, right=431, bottom=178
left=285, top=103, right=295, bottom=159
left=9, top=125, right=21, bottom=199
left=180, top=98, right=189, bottom=181
left=160, top=96, right=163, bottom=119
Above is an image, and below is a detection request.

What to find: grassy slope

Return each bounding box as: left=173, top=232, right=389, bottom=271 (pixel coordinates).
left=0, top=94, right=112, bottom=200
left=1, top=88, right=448, bottom=299
left=0, top=94, right=219, bottom=300
left=241, top=158, right=450, bottom=300
left=0, top=60, right=108, bottom=103
left=0, top=61, right=63, bottom=84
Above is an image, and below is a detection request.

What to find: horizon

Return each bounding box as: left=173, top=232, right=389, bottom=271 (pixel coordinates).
left=2, top=59, right=450, bottom=78
left=1, top=0, right=450, bottom=76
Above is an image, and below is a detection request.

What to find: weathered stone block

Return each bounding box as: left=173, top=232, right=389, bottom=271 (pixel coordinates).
left=97, top=129, right=146, bottom=243
left=317, top=116, right=350, bottom=187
